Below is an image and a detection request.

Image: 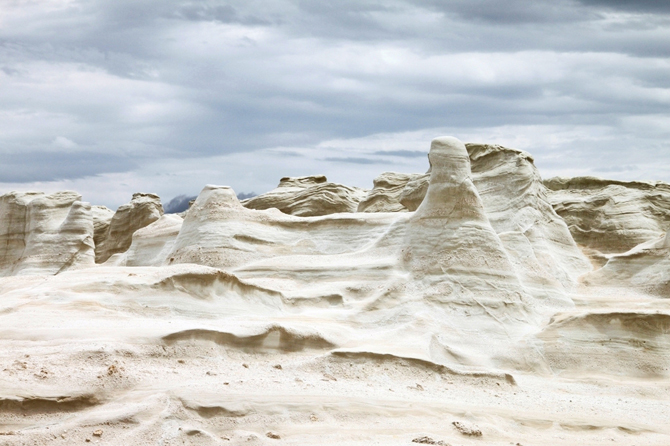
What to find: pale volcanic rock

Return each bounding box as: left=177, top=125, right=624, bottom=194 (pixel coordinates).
left=168, top=184, right=397, bottom=270
left=2, top=137, right=670, bottom=446
left=106, top=214, right=183, bottom=267
left=582, top=231, right=670, bottom=296
left=544, top=176, right=670, bottom=261
left=376, top=143, right=591, bottom=297
left=91, top=205, right=114, bottom=249
left=0, top=191, right=94, bottom=276
left=402, top=137, right=518, bottom=283
left=95, top=193, right=164, bottom=263
left=398, top=173, right=430, bottom=211
left=357, top=172, right=425, bottom=212
left=466, top=144, right=591, bottom=299
left=243, top=175, right=368, bottom=216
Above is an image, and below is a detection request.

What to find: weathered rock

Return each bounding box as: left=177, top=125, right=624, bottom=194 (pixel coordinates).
left=95, top=193, right=163, bottom=263
left=243, top=175, right=368, bottom=217
left=0, top=191, right=94, bottom=276
left=402, top=138, right=522, bottom=289
left=544, top=176, right=670, bottom=260
left=91, top=205, right=114, bottom=249
left=582, top=231, right=670, bottom=296
left=357, top=172, right=424, bottom=212
left=106, top=214, right=183, bottom=267
left=398, top=173, right=430, bottom=211
left=467, top=144, right=591, bottom=296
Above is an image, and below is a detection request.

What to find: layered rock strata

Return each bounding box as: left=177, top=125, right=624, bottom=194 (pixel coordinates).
left=95, top=193, right=164, bottom=263
left=243, top=175, right=368, bottom=216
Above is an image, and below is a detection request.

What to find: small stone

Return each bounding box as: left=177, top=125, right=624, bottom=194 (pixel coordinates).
left=93, top=429, right=103, bottom=437
left=452, top=421, right=482, bottom=437
left=273, top=364, right=282, bottom=370
left=242, top=363, right=249, bottom=368
left=266, top=431, right=281, bottom=439
left=85, top=439, right=90, bottom=443
left=411, top=436, right=450, bottom=445
left=177, top=359, right=185, bottom=364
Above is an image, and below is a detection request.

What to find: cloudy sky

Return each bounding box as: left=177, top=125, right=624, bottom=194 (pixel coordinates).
left=1, top=0, right=669, bottom=209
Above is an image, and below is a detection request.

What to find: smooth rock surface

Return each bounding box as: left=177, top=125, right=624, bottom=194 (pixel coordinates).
left=95, top=192, right=164, bottom=263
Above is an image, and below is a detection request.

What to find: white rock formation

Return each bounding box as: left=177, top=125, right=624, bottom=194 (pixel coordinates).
left=105, top=214, right=183, bottom=267
left=243, top=175, right=368, bottom=216
left=1, top=137, right=669, bottom=446
left=357, top=172, right=425, bottom=212
left=91, top=205, right=114, bottom=249
left=0, top=191, right=94, bottom=276
left=95, top=192, right=164, bottom=263
left=544, top=176, right=670, bottom=262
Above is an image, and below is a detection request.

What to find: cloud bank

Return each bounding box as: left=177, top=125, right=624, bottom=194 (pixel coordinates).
left=1, top=0, right=669, bottom=208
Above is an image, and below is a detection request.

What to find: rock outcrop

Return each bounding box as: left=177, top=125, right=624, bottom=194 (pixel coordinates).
left=467, top=144, right=591, bottom=297
left=0, top=191, right=94, bottom=276
left=357, top=172, right=425, bottom=212
left=91, top=205, right=114, bottom=249
left=398, top=173, right=430, bottom=211
left=544, top=176, right=670, bottom=262
left=2, top=136, right=669, bottom=446
left=243, top=175, right=368, bottom=216
left=106, top=214, right=183, bottom=267
left=582, top=231, right=670, bottom=296
left=95, top=193, right=164, bottom=263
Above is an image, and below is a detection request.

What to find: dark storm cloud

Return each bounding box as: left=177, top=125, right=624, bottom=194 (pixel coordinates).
left=578, top=0, right=670, bottom=14
left=417, top=0, right=596, bottom=24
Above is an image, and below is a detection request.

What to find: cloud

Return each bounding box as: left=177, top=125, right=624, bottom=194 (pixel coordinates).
left=0, top=0, right=669, bottom=207
left=373, top=150, right=427, bottom=158
left=323, top=157, right=381, bottom=164
left=0, top=151, right=137, bottom=183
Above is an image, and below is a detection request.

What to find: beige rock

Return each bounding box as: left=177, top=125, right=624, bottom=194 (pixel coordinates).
left=0, top=191, right=94, bottom=276
left=106, top=214, right=183, bottom=267
left=544, top=176, right=670, bottom=261
left=398, top=173, right=430, bottom=211
left=1, top=137, right=669, bottom=446
left=95, top=193, right=163, bottom=263
left=91, top=205, right=114, bottom=249
left=357, top=172, right=425, bottom=212
left=243, top=175, right=368, bottom=216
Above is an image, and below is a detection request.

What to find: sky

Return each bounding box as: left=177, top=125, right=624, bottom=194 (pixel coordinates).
left=1, top=0, right=670, bottom=209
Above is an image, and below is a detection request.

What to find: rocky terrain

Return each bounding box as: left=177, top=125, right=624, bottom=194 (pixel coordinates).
left=0, top=136, right=668, bottom=445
